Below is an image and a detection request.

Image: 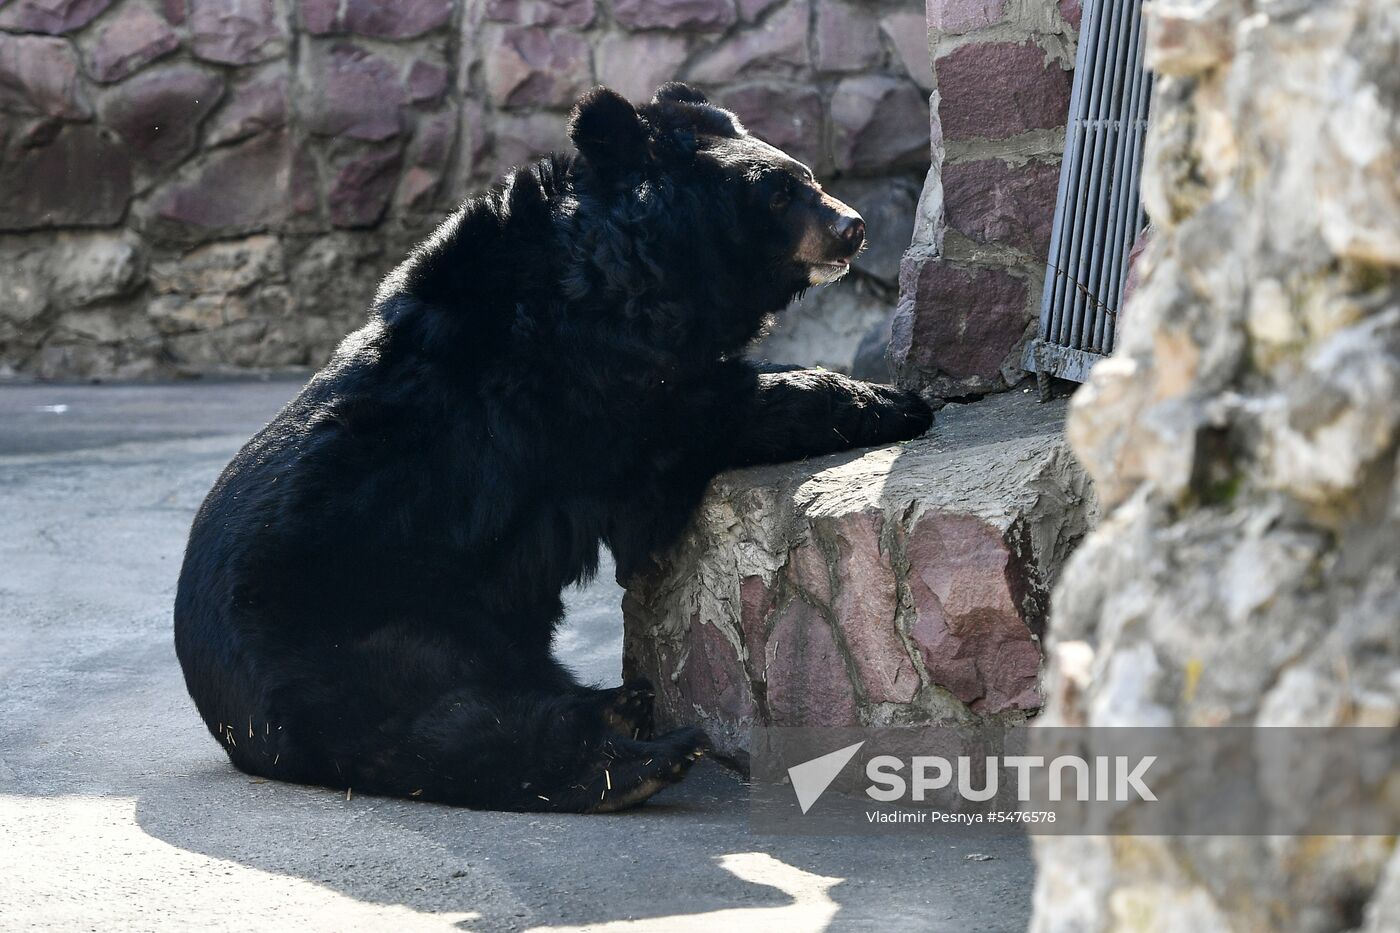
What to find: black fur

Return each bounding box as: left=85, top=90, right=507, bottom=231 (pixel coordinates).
left=174, top=84, right=932, bottom=812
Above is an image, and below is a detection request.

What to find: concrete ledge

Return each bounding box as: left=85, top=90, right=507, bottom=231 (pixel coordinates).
left=622, top=391, right=1096, bottom=767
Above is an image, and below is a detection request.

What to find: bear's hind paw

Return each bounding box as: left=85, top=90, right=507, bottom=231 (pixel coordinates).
left=582, top=725, right=711, bottom=813
left=595, top=679, right=656, bottom=740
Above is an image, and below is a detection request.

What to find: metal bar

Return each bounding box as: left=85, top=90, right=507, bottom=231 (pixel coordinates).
left=1045, top=0, right=1107, bottom=349
left=1089, top=0, right=1142, bottom=351
left=1106, top=48, right=1153, bottom=350
left=1080, top=0, right=1136, bottom=348
left=1054, top=0, right=1112, bottom=347
left=1030, top=0, right=1154, bottom=377
left=1075, top=0, right=1131, bottom=348
left=1090, top=0, right=1146, bottom=351
left=1064, top=0, right=1127, bottom=349
left=1102, top=11, right=1150, bottom=348
left=1035, top=0, right=1101, bottom=346
left=1052, top=0, right=1114, bottom=347
left=1052, top=0, right=1111, bottom=347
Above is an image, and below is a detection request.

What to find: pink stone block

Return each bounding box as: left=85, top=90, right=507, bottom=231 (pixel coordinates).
left=0, top=123, right=131, bottom=229
left=595, top=32, right=689, bottom=104
left=329, top=144, right=403, bottom=228
left=882, top=11, right=933, bottom=90
left=99, top=64, right=225, bottom=170
left=830, top=75, right=930, bottom=173
left=814, top=1, right=882, bottom=73
left=151, top=131, right=290, bottom=235
left=716, top=82, right=825, bottom=171
left=765, top=599, right=860, bottom=727
left=189, top=0, right=285, bottom=66
left=897, top=260, right=1030, bottom=382
left=942, top=157, right=1060, bottom=254
left=206, top=73, right=289, bottom=147
left=406, top=59, right=449, bottom=104
left=302, top=43, right=405, bottom=141
left=0, top=0, right=114, bottom=35
left=613, top=0, right=735, bottom=31
left=735, top=0, right=781, bottom=21
left=680, top=614, right=755, bottom=726
left=302, top=0, right=452, bottom=39
left=410, top=112, right=458, bottom=170
left=490, top=111, right=569, bottom=168
left=1059, top=0, right=1082, bottom=31
left=0, top=33, right=90, bottom=119
left=738, top=574, right=774, bottom=667
left=832, top=512, right=919, bottom=704
left=344, top=0, right=451, bottom=38
left=85, top=3, right=180, bottom=83
left=484, top=27, right=591, bottom=109
left=927, top=0, right=1006, bottom=34
left=936, top=41, right=1071, bottom=140
left=688, top=0, right=808, bottom=83
left=904, top=513, right=1042, bottom=713
left=786, top=540, right=833, bottom=606
left=290, top=143, right=320, bottom=217
left=299, top=0, right=337, bottom=33
left=483, top=0, right=596, bottom=27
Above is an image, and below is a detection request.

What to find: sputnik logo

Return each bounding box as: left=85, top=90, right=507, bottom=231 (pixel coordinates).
left=787, top=741, right=864, bottom=814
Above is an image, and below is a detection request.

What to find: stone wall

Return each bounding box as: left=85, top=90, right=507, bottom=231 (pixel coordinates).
left=623, top=390, right=1095, bottom=765
left=0, top=0, right=930, bottom=380
left=889, top=0, right=1079, bottom=399
left=1031, top=0, right=1400, bottom=929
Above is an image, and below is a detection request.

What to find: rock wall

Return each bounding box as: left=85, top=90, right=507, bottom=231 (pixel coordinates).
left=1032, top=1, right=1400, bottom=929
left=0, top=0, right=930, bottom=380
left=623, top=391, right=1095, bottom=765
left=889, top=0, right=1079, bottom=398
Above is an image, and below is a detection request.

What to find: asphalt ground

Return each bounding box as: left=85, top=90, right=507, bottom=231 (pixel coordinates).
left=0, top=379, right=1033, bottom=932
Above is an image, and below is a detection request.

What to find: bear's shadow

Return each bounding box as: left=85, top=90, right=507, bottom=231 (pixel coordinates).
left=129, top=736, right=1029, bottom=932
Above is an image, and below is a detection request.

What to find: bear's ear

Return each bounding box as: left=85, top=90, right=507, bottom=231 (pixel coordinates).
left=652, top=82, right=708, bottom=106
left=568, top=86, right=647, bottom=173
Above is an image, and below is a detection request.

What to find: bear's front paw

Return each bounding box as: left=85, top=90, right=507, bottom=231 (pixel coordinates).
left=869, top=386, right=933, bottom=442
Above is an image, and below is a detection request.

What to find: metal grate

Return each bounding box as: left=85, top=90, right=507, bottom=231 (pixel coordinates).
left=1026, top=0, right=1153, bottom=386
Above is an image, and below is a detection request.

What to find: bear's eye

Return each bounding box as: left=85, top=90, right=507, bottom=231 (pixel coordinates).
left=769, top=182, right=793, bottom=211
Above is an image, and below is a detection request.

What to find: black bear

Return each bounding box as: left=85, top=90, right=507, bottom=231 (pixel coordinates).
left=174, top=83, right=932, bottom=812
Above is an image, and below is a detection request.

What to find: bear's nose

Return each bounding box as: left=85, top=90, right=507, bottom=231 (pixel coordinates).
left=836, top=214, right=866, bottom=255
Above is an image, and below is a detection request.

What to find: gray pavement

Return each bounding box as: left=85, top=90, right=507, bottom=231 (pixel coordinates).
left=0, top=380, right=1033, bottom=932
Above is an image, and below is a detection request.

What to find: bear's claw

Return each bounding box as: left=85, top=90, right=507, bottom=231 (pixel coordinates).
left=597, top=679, right=656, bottom=740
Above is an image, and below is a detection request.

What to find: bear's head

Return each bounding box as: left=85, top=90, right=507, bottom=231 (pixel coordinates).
left=566, top=83, right=866, bottom=346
